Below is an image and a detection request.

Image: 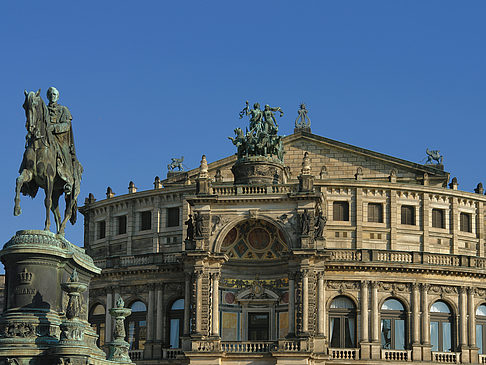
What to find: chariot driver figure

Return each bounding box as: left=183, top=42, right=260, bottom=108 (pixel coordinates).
left=46, top=87, right=83, bottom=195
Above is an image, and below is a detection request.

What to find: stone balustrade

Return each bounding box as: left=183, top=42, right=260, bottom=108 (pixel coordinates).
left=162, top=348, right=183, bottom=359
left=277, top=339, right=302, bottom=352
left=479, top=354, right=486, bottom=363
left=326, top=249, right=485, bottom=271
left=221, top=341, right=276, bottom=353
left=128, top=349, right=143, bottom=361
left=432, top=351, right=460, bottom=363
left=381, top=349, right=411, bottom=361
left=329, top=348, right=359, bottom=360
left=210, top=184, right=296, bottom=196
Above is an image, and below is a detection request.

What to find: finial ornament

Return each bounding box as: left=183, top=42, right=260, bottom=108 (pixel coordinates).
left=199, top=155, right=208, bottom=177
left=295, top=103, right=311, bottom=130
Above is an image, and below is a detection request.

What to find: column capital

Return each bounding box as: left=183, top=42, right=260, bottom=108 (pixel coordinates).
left=411, top=282, right=420, bottom=291
left=211, top=272, right=221, bottom=281
left=194, top=269, right=204, bottom=279
left=316, top=271, right=325, bottom=280
left=288, top=271, right=297, bottom=280
left=420, top=283, right=430, bottom=292
left=300, top=268, right=310, bottom=278
left=459, top=286, right=467, bottom=295
left=370, top=281, right=379, bottom=289
left=467, top=286, right=475, bottom=295
left=361, top=280, right=370, bottom=289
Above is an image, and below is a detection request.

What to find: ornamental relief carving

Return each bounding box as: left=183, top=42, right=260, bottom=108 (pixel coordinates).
left=326, top=281, right=359, bottom=293
left=428, top=285, right=458, bottom=296
left=377, top=282, right=410, bottom=294
left=474, top=288, right=486, bottom=298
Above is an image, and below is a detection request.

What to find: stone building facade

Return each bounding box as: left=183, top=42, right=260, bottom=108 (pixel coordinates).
left=80, top=126, right=486, bottom=365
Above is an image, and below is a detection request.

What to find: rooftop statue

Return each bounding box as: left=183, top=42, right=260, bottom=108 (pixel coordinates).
left=425, top=148, right=443, bottom=165
left=295, top=103, right=311, bottom=129
left=168, top=156, right=185, bottom=171
left=231, top=100, right=284, bottom=161
left=14, top=88, right=83, bottom=234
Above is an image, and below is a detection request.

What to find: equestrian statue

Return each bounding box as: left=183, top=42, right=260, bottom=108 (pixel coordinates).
left=14, top=87, right=83, bottom=234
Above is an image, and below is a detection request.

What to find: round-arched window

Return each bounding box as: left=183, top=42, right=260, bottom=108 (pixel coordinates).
left=126, top=300, right=147, bottom=350
left=476, top=304, right=486, bottom=354
left=168, top=298, right=184, bottom=348
left=89, top=304, right=105, bottom=347
left=430, top=300, right=454, bottom=352
left=381, top=298, right=406, bottom=350
left=220, top=220, right=288, bottom=260
left=329, top=296, right=356, bottom=348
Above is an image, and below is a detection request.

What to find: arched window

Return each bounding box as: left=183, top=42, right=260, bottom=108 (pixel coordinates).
left=168, top=299, right=184, bottom=348
left=430, top=301, right=454, bottom=352
left=476, top=304, right=486, bottom=354
left=126, top=300, right=147, bottom=350
left=381, top=298, right=406, bottom=350
left=89, top=304, right=105, bottom=347
left=329, top=296, right=356, bottom=348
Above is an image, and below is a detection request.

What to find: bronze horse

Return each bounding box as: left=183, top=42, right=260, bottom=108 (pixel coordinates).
left=14, top=90, right=80, bottom=234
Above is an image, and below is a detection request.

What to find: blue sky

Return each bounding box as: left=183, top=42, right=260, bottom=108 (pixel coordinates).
left=1, top=1, right=485, bottom=247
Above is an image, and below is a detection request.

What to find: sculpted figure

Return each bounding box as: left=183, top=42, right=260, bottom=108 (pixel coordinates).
left=314, top=210, right=327, bottom=239
left=262, top=104, right=283, bottom=134
left=47, top=87, right=82, bottom=195
left=240, top=101, right=264, bottom=134
left=300, top=209, right=310, bottom=236
left=194, top=212, right=204, bottom=237
left=425, top=148, right=443, bottom=165
left=185, top=214, right=194, bottom=241
left=14, top=88, right=83, bottom=234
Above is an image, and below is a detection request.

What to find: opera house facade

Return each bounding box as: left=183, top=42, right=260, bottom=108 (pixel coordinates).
left=80, top=109, right=486, bottom=365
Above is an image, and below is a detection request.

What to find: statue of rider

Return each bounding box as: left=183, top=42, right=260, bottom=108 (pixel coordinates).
left=46, top=87, right=82, bottom=195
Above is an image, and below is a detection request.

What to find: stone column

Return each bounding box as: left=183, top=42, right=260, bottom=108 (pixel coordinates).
left=184, top=273, right=191, bottom=335
left=468, top=287, right=476, bottom=347
left=361, top=281, right=369, bottom=342
left=288, top=272, right=296, bottom=336
left=412, top=283, right=420, bottom=345
left=105, top=289, right=113, bottom=343
left=421, top=284, right=430, bottom=345
left=195, top=270, right=203, bottom=335
left=302, top=269, right=309, bottom=334
left=460, top=287, right=468, bottom=347
left=147, top=286, right=155, bottom=342
left=156, top=285, right=163, bottom=341
left=371, top=282, right=379, bottom=343
left=360, top=281, right=370, bottom=359
left=211, top=272, right=220, bottom=337
left=317, top=272, right=325, bottom=336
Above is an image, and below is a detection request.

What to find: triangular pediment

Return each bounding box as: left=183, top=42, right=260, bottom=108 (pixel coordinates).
left=163, top=131, right=449, bottom=187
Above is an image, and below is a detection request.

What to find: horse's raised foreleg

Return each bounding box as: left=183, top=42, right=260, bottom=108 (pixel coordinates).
left=44, top=178, right=54, bottom=231
left=51, top=189, right=63, bottom=234
left=14, top=169, right=33, bottom=216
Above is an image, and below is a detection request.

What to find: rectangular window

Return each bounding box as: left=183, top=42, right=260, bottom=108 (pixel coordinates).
left=167, top=207, right=180, bottom=227
left=460, top=212, right=472, bottom=233
left=97, top=220, right=106, bottom=239
left=368, top=203, right=383, bottom=223
left=117, top=215, right=127, bottom=235
left=431, top=321, right=439, bottom=352
left=432, top=209, right=445, bottom=229
left=401, top=205, right=415, bottom=225
left=333, top=201, right=349, bottom=221
left=140, top=211, right=152, bottom=231
left=477, top=324, right=483, bottom=354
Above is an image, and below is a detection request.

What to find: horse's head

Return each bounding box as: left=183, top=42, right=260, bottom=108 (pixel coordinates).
left=22, top=89, right=44, bottom=135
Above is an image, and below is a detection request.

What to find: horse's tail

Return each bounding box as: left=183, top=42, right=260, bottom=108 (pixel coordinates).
left=70, top=199, right=77, bottom=225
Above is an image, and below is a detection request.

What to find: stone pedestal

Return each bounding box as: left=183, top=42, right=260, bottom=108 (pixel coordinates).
left=231, top=157, right=284, bottom=185
left=0, top=230, right=129, bottom=365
